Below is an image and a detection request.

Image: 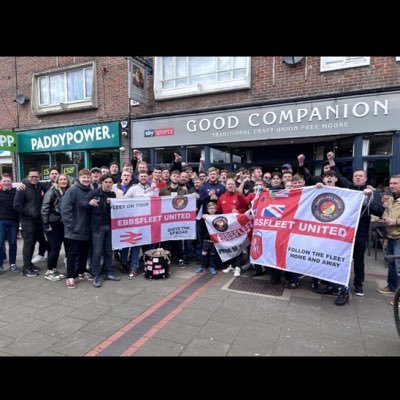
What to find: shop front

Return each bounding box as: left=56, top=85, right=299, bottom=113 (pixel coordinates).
left=17, top=122, right=121, bottom=180
left=131, top=91, right=400, bottom=186
left=0, top=130, right=18, bottom=178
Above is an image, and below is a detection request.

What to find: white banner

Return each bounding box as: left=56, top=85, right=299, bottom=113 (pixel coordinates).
left=205, top=213, right=253, bottom=262
left=111, top=195, right=196, bottom=249
left=250, top=186, right=364, bottom=286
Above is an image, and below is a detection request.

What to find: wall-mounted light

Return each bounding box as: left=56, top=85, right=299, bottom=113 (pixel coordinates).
left=14, top=94, right=29, bottom=105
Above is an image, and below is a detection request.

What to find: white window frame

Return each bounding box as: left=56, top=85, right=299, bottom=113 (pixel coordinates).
left=320, top=57, right=370, bottom=72
left=32, top=61, right=97, bottom=115
left=154, top=57, right=251, bottom=100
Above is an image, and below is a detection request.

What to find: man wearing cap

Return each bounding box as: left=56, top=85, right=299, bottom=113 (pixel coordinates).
left=90, top=167, right=102, bottom=189
left=281, top=163, right=293, bottom=175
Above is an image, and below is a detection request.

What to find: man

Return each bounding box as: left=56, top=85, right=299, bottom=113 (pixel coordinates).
left=90, top=167, right=102, bottom=189
left=377, top=174, right=400, bottom=295
left=0, top=174, right=20, bottom=274
left=13, top=168, right=46, bottom=277
left=348, top=171, right=384, bottom=296
left=60, top=169, right=94, bottom=288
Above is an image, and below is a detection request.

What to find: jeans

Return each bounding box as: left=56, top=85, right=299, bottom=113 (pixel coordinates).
left=91, top=224, right=113, bottom=278
left=44, top=223, right=66, bottom=270
left=0, top=220, right=18, bottom=267
left=386, top=238, right=400, bottom=292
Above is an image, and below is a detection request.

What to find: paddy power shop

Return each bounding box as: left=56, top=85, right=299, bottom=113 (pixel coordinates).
left=17, top=122, right=121, bottom=180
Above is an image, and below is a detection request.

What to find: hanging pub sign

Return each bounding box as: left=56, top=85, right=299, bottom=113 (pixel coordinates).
left=128, top=58, right=147, bottom=104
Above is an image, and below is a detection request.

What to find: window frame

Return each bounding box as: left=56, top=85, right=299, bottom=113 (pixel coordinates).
left=154, top=57, right=251, bottom=100
left=320, top=57, right=371, bottom=72
left=32, top=61, right=97, bottom=115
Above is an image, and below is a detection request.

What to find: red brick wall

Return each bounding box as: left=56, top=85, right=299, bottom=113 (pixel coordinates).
left=138, top=56, right=400, bottom=116
left=0, top=56, right=130, bottom=131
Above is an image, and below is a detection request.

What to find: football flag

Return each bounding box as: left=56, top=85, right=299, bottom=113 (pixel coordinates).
left=205, top=213, right=253, bottom=262
left=250, top=186, right=364, bottom=286
left=111, top=195, right=196, bottom=249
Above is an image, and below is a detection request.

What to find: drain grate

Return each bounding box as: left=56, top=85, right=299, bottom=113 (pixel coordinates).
left=228, top=276, right=285, bottom=296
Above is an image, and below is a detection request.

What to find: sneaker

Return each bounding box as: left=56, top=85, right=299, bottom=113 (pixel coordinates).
left=78, top=272, right=94, bottom=281
left=377, top=286, right=394, bottom=294
left=178, top=259, right=186, bottom=268
left=222, top=265, right=234, bottom=273
left=233, top=267, right=241, bottom=277
left=104, top=273, right=121, bottom=281
left=21, top=268, right=38, bottom=277
left=31, top=265, right=41, bottom=272
left=44, top=270, right=64, bottom=282
left=93, top=278, right=102, bottom=288
left=128, top=271, right=138, bottom=279
left=66, top=278, right=76, bottom=288
left=9, top=264, right=20, bottom=273
left=210, top=267, right=217, bottom=275
left=354, top=286, right=364, bottom=296
left=31, top=254, right=47, bottom=264
left=195, top=267, right=205, bottom=273
left=335, top=292, right=349, bottom=306
left=286, top=281, right=299, bottom=289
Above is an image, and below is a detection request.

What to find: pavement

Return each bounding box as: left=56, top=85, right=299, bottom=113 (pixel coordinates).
left=0, top=239, right=398, bottom=356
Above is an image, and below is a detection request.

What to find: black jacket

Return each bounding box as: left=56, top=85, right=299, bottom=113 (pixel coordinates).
left=60, top=182, right=93, bottom=240
left=41, top=187, right=65, bottom=228
left=13, top=178, right=44, bottom=222
left=0, top=188, right=19, bottom=221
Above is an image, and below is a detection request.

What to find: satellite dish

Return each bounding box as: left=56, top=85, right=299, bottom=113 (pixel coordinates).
left=14, top=94, right=29, bottom=105
left=282, top=56, right=304, bottom=66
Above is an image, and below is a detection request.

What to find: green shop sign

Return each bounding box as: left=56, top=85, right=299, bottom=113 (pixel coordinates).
left=18, top=122, right=120, bottom=153
left=0, top=130, right=18, bottom=152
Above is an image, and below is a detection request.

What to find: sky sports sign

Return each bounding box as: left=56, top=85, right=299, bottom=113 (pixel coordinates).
left=144, top=128, right=175, bottom=137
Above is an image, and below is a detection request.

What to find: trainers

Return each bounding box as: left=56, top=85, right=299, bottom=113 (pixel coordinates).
left=195, top=267, right=205, bottom=273
left=31, top=254, right=47, bottom=264
left=233, top=267, right=241, bottom=277
left=354, top=286, right=364, bottom=296
left=286, top=281, right=299, bottom=289
left=390, top=300, right=400, bottom=308
left=21, top=268, right=38, bottom=277
left=210, top=267, right=217, bottom=275
left=128, top=271, right=138, bottom=279
left=335, top=292, right=349, bottom=306
left=377, top=286, right=394, bottom=294
left=31, top=265, right=41, bottom=272
left=222, top=265, right=234, bottom=273
left=66, top=278, right=76, bottom=288
left=44, top=270, right=64, bottom=282
left=78, top=272, right=94, bottom=281
left=104, top=273, right=121, bottom=281
left=9, top=264, right=20, bottom=273
left=93, top=278, right=102, bottom=288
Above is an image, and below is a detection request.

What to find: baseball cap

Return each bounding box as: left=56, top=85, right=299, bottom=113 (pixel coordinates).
left=281, top=163, right=292, bottom=170
left=91, top=167, right=101, bottom=173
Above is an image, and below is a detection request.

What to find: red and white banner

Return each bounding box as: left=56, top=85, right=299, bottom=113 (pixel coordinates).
left=111, top=195, right=196, bottom=249
left=250, top=186, right=364, bottom=286
left=205, top=213, right=253, bottom=262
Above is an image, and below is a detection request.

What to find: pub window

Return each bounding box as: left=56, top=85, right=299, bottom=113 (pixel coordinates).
left=320, top=57, right=370, bottom=72
left=154, top=147, right=180, bottom=165
left=334, top=137, right=354, bottom=158
left=154, top=57, right=251, bottom=100
left=32, top=62, right=97, bottom=115
left=210, top=147, right=230, bottom=164
left=362, top=134, right=392, bottom=156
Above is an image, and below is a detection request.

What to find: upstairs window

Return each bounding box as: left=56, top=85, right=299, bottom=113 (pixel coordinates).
left=32, top=62, right=96, bottom=115
left=320, top=57, right=370, bottom=72
left=154, top=57, right=251, bottom=100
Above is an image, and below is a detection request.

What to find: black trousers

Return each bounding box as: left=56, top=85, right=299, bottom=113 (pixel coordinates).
left=353, top=238, right=367, bottom=287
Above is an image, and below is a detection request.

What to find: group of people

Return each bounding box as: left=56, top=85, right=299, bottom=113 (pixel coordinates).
left=0, top=150, right=398, bottom=308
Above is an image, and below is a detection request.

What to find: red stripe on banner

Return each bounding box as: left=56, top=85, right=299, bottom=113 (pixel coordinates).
left=150, top=196, right=162, bottom=243
left=275, top=189, right=302, bottom=268
left=291, top=219, right=355, bottom=243
left=161, top=211, right=197, bottom=223
left=111, top=211, right=197, bottom=230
